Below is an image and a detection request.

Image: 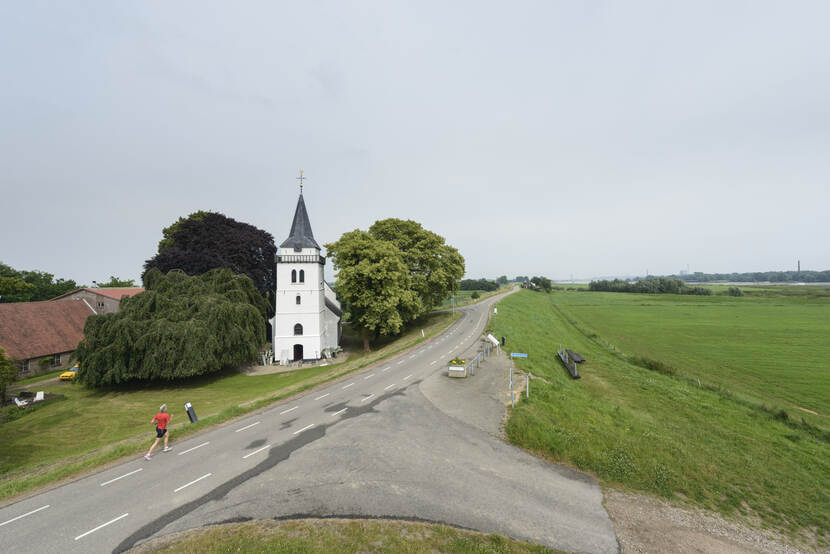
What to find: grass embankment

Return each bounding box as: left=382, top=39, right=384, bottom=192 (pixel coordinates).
left=493, top=290, right=830, bottom=545
left=141, top=519, right=557, bottom=554
left=0, top=311, right=458, bottom=504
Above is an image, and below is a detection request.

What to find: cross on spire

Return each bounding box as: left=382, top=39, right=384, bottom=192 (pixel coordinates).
left=296, top=170, right=306, bottom=193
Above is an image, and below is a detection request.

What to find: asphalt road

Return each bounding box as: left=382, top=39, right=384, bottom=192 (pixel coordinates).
left=0, top=290, right=619, bottom=553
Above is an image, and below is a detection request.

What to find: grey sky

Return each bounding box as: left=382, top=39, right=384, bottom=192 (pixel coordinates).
left=1, top=1, right=828, bottom=285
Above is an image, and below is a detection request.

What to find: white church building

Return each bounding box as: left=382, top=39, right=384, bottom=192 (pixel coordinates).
left=271, top=190, right=342, bottom=363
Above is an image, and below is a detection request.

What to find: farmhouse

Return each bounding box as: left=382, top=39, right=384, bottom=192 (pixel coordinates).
left=52, top=287, right=144, bottom=314
left=271, top=189, right=341, bottom=363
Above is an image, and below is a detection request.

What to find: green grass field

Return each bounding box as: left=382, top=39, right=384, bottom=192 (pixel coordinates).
left=492, top=290, right=830, bottom=545
left=146, top=519, right=557, bottom=553
left=0, top=311, right=457, bottom=503
left=554, top=290, right=830, bottom=429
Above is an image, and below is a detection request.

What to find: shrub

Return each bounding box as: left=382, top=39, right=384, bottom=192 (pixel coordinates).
left=728, top=286, right=744, bottom=297
left=471, top=291, right=480, bottom=299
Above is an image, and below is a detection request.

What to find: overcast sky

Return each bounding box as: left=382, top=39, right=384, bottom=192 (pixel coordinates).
left=1, top=1, right=828, bottom=285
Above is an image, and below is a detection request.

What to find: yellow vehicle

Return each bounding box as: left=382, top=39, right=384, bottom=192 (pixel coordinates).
left=60, top=363, right=79, bottom=381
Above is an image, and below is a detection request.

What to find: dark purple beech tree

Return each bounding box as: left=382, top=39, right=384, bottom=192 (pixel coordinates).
left=143, top=212, right=277, bottom=316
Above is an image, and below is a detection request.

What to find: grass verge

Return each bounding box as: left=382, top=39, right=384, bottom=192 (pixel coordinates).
left=0, top=311, right=459, bottom=504
left=492, top=290, right=829, bottom=547
left=135, top=518, right=558, bottom=553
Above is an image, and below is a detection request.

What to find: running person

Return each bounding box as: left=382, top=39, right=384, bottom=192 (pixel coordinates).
left=145, top=404, right=172, bottom=460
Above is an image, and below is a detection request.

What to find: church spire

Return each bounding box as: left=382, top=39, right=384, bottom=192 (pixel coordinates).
left=280, top=190, right=320, bottom=250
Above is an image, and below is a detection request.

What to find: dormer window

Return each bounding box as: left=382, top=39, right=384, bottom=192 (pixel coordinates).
left=294, top=247, right=302, bottom=252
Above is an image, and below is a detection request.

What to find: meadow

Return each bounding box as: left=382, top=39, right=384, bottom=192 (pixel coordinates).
left=492, top=290, right=830, bottom=546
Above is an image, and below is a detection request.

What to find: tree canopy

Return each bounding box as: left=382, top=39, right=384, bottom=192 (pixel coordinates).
left=460, top=278, right=499, bottom=292
left=76, top=268, right=267, bottom=387
left=368, top=219, right=465, bottom=311
left=0, top=347, right=17, bottom=405
left=0, top=262, right=79, bottom=302
left=325, top=230, right=420, bottom=352
left=143, top=212, right=277, bottom=315
left=96, top=276, right=137, bottom=287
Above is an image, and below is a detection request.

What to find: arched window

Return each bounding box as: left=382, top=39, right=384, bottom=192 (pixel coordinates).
left=291, top=269, right=297, bottom=283
left=294, top=323, right=303, bottom=336
left=299, top=269, right=305, bottom=283
left=296, top=295, right=301, bottom=305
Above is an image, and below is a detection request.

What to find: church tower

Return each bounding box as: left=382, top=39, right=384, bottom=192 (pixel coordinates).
left=273, top=184, right=341, bottom=363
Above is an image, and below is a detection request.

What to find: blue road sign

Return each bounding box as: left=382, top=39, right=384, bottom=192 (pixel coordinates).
left=511, top=352, right=528, bottom=358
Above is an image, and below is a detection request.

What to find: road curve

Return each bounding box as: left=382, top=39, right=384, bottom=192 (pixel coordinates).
left=0, top=290, right=618, bottom=553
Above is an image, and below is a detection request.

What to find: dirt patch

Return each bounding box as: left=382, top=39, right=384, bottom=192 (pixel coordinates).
left=604, top=488, right=818, bottom=553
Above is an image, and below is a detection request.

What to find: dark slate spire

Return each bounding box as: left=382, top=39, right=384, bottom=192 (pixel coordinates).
left=280, top=193, right=320, bottom=249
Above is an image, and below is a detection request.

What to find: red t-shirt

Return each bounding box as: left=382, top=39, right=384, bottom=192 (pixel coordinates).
left=154, top=412, right=170, bottom=429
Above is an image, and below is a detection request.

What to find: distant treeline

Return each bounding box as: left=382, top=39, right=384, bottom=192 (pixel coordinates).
left=459, top=278, right=500, bottom=292
left=589, top=278, right=712, bottom=295
left=669, top=270, right=830, bottom=283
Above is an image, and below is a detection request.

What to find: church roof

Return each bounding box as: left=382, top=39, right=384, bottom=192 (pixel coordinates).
left=280, top=193, right=320, bottom=249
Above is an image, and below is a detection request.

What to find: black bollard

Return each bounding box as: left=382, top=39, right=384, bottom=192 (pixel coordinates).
left=184, top=402, right=198, bottom=423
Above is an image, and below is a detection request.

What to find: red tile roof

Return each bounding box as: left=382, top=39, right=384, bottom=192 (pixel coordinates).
left=84, top=287, right=145, bottom=300
left=0, top=300, right=95, bottom=360
left=51, top=287, right=145, bottom=301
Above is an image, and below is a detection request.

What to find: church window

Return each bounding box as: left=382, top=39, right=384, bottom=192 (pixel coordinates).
left=294, top=247, right=302, bottom=253
left=296, top=295, right=301, bottom=305
left=294, top=323, right=303, bottom=336
left=299, top=270, right=305, bottom=283
left=291, top=269, right=297, bottom=283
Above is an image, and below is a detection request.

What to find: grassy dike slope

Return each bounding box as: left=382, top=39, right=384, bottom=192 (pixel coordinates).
left=492, top=290, right=829, bottom=544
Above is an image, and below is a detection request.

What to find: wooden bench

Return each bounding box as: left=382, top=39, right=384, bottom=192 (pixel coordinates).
left=566, top=349, right=585, bottom=363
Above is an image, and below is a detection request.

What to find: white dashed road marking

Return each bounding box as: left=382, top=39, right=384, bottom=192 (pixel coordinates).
left=384, top=384, right=395, bottom=390
left=293, top=423, right=314, bottom=435
left=100, top=468, right=143, bottom=486
left=361, top=394, right=374, bottom=402
left=243, top=444, right=271, bottom=459
left=315, top=393, right=330, bottom=400
left=0, top=505, right=49, bottom=527
left=403, top=374, right=412, bottom=380
left=177, top=442, right=210, bottom=456
left=397, top=360, right=405, bottom=365
left=381, top=366, right=391, bottom=372
left=280, top=406, right=298, bottom=415
left=430, top=361, right=437, bottom=365
left=74, top=513, right=128, bottom=540
left=364, top=374, right=375, bottom=380
left=235, top=422, right=260, bottom=432
left=174, top=473, right=212, bottom=493
left=332, top=408, right=347, bottom=416
left=343, top=383, right=354, bottom=389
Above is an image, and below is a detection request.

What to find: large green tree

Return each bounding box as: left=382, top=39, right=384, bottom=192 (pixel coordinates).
left=0, top=347, right=17, bottom=405
left=0, top=262, right=79, bottom=302
left=76, top=268, right=267, bottom=386
left=325, top=230, right=420, bottom=352
left=144, top=212, right=277, bottom=316
left=368, top=219, right=465, bottom=311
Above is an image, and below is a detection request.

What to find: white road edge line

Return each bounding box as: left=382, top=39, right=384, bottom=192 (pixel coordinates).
left=174, top=473, right=212, bottom=493
left=293, top=423, right=314, bottom=435
left=177, top=442, right=210, bottom=456
left=332, top=408, right=347, bottom=416
left=342, top=383, right=354, bottom=389
left=243, top=444, right=271, bottom=459
left=280, top=406, right=298, bottom=415
left=235, top=421, right=260, bottom=432
left=315, top=393, right=330, bottom=400
left=403, top=374, right=412, bottom=380
left=0, top=505, right=50, bottom=527
left=361, top=394, right=374, bottom=402
left=74, top=513, right=128, bottom=540
left=384, top=384, right=395, bottom=390
left=100, top=468, right=143, bottom=486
